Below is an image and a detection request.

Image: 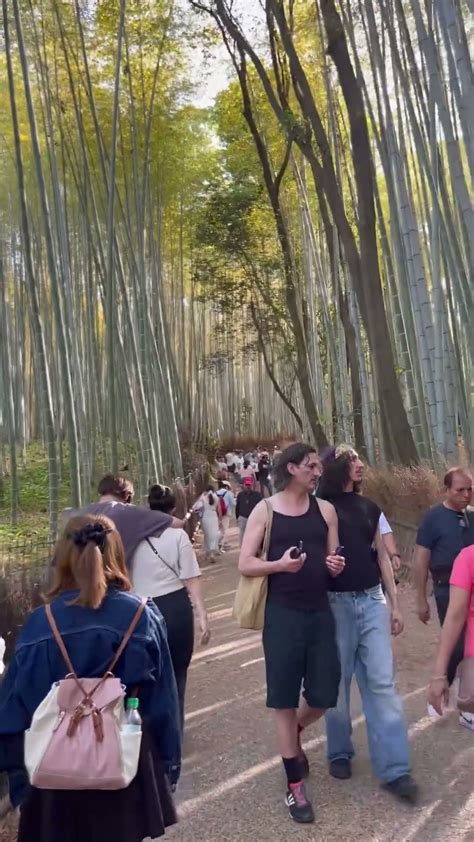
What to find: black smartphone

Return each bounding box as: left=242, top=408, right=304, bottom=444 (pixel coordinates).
left=290, top=540, right=304, bottom=559
left=335, top=545, right=345, bottom=556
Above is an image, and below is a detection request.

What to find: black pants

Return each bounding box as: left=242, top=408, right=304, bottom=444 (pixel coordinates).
left=154, top=589, right=194, bottom=732
left=433, top=583, right=465, bottom=686
left=260, top=476, right=271, bottom=497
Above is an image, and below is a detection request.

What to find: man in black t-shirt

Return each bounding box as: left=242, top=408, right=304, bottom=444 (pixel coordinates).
left=318, top=445, right=417, bottom=804
left=414, top=467, right=473, bottom=686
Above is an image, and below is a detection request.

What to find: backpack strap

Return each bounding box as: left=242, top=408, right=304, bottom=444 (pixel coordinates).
left=106, top=597, right=147, bottom=674
left=45, top=597, right=147, bottom=697
left=45, top=603, right=77, bottom=677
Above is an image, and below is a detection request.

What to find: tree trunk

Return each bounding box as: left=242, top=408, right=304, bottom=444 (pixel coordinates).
left=316, top=0, right=418, bottom=463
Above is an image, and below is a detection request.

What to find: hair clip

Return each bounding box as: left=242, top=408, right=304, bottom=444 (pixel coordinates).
left=72, top=522, right=110, bottom=552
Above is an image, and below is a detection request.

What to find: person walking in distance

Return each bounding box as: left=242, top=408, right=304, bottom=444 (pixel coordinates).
left=414, top=468, right=473, bottom=706
left=235, top=477, right=262, bottom=545
left=193, top=486, right=220, bottom=563
left=239, top=444, right=344, bottom=824
left=216, top=480, right=234, bottom=552
left=257, top=451, right=272, bottom=498
left=240, top=459, right=257, bottom=485
left=318, top=445, right=417, bottom=803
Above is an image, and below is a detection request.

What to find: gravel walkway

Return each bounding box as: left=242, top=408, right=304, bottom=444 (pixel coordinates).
left=2, top=526, right=473, bottom=841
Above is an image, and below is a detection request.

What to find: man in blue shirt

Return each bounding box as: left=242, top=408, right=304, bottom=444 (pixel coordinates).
left=414, top=467, right=473, bottom=685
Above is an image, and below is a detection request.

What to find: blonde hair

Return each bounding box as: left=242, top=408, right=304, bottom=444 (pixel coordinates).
left=47, top=514, right=131, bottom=609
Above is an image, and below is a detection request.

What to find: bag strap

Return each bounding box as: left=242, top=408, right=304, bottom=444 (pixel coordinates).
left=45, top=597, right=147, bottom=695
left=261, top=499, right=274, bottom=561
left=145, top=536, right=181, bottom=578
left=45, top=603, right=76, bottom=676
left=107, top=597, right=147, bottom=674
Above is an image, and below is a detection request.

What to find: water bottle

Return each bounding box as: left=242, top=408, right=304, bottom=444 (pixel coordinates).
left=123, top=697, right=142, bottom=733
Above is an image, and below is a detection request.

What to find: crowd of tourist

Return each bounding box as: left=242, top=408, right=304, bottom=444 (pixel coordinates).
left=0, top=442, right=472, bottom=837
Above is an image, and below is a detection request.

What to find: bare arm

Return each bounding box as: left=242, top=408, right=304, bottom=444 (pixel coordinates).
left=318, top=500, right=345, bottom=577
left=238, top=500, right=304, bottom=576
left=321, top=500, right=339, bottom=554
left=414, top=545, right=431, bottom=623
left=428, top=586, right=470, bottom=714
left=182, top=576, right=210, bottom=644
left=382, top=532, right=401, bottom=571
left=375, top=529, right=403, bottom=635
left=375, top=529, right=397, bottom=609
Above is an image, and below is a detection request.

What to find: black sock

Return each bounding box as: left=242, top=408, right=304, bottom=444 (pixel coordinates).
left=282, top=756, right=302, bottom=786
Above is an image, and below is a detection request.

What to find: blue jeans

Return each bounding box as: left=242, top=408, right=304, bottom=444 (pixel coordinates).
left=325, top=585, right=410, bottom=783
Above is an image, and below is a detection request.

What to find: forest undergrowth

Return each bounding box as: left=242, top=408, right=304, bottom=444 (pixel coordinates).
left=0, top=439, right=467, bottom=541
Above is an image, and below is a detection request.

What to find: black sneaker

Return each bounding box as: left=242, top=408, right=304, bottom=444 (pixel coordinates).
left=285, top=780, right=315, bottom=823
left=329, top=758, right=352, bottom=779
left=299, top=749, right=310, bottom=779
left=383, top=775, right=418, bottom=804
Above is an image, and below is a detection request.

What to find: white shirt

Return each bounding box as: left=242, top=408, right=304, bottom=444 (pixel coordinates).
left=132, top=527, right=201, bottom=598
left=225, top=451, right=236, bottom=467
left=379, top=512, right=392, bottom=535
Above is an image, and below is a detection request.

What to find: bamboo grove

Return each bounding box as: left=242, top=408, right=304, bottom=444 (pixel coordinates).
left=0, top=0, right=472, bottom=532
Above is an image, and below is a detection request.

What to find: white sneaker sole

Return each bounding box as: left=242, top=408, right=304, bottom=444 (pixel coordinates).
left=427, top=703, right=442, bottom=719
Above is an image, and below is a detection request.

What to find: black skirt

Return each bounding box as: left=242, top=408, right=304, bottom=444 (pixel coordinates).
left=18, top=721, right=177, bottom=842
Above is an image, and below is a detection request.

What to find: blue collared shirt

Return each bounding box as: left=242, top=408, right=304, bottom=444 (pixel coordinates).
left=0, top=589, right=181, bottom=790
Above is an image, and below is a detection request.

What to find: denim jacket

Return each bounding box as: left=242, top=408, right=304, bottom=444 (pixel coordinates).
left=0, top=589, right=181, bottom=792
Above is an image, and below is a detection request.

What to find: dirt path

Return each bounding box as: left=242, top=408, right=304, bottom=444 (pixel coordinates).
left=167, top=526, right=474, bottom=842
left=2, top=526, right=473, bottom=841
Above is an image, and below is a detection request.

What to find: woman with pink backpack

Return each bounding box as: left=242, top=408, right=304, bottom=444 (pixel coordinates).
left=0, top=514, right=181, bottom=842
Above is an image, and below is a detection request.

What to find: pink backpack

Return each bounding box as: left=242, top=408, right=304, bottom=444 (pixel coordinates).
left=25, top=598, right=146, bottom=790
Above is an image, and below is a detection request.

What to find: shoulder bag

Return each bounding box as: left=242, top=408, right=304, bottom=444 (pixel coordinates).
left=233, top=499, right=273, bottom=631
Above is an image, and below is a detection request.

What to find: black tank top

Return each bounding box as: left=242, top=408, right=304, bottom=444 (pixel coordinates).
left=267, top=497, right=329, bottom=612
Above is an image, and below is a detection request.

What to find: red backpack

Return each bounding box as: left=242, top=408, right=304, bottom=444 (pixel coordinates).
left=217, top=491, right=228, bottom=517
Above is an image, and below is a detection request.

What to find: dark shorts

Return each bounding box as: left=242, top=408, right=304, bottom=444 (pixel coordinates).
left=263, top=601, right=340, bottom=710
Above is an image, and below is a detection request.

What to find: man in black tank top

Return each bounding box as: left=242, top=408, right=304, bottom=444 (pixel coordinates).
left=239, top=444, right=345, bottom=825
left=318, top=445, right=418, bottom=805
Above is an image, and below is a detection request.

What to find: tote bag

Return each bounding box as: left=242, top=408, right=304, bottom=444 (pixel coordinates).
left=233, top=499, right=273, bottom=631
